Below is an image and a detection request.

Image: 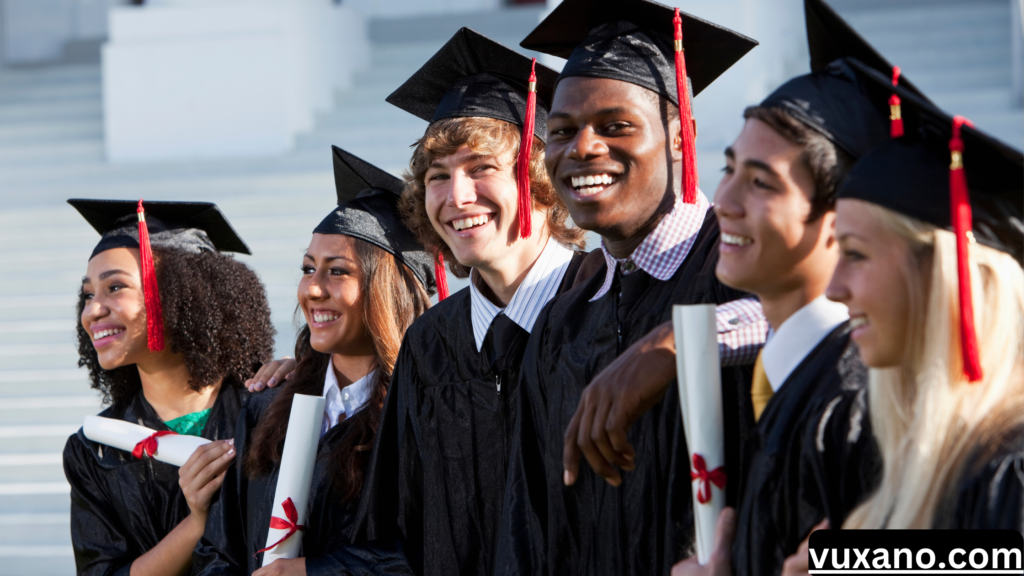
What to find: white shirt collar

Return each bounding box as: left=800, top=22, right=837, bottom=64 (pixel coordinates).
left=321, top=356, right=375, bottom=433
left=469, top=237, right=576, bottom=351
left=761, top=295, right=850, bottom=392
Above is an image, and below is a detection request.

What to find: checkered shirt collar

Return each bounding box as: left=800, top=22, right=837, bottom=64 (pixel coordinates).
left=591, top=190, right=710, bottom=301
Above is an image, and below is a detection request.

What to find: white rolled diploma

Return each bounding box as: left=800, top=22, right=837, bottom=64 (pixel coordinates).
left=83, top=415, right=211, bottom=467
left=261, top=393, right=326, bottom=566
left=672, top=304, right=726, bottom=565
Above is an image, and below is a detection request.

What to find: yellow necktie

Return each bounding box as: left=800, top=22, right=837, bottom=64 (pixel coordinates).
left=751, top=350, right=773, bottom=422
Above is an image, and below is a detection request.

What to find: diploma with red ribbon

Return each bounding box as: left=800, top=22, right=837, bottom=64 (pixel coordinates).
left=673, top=304, right=727, bottom=565
left=83, top=415, right=211, bottom=467
left=260, top=393, right=325, bottom=567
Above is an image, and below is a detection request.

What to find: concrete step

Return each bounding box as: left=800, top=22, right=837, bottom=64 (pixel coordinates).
left=0, top=424, right=79, bottom=454
left=0, top=553, right=75, bottom=576
left=0, top=119, right=103, bottom=146
left=0, top=63, right=100, bottom=88
left=0, top=100, right=101, bottom=125
left=0, top=455, right=67, bottom=483
left=0, top=489, right=70, bottom=515
left=0, top=81, right=101, bottom=105
left=0, top=514, right=70, bottom=546
left=0, top=397, right=99, bottom=427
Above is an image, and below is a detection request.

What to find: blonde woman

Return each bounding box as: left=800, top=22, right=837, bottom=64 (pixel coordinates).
left=826, top=132, right=1023, bottom=532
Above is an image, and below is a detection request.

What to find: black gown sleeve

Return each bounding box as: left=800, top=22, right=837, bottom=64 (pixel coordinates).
left=192, top=459, right=248, bottom=575
left=193, top=392, right=265, bottom=575
left=64, top=434, right=135, bottom=576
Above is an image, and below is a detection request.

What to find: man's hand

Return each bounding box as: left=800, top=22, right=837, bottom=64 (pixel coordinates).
left=253, top=558, right=306, bottom=576
left=781, top=519, right=829, bottom=576
left=178, top=440, right=235, bottom=526
left=563, top=321, right=676, bottom=487
left=671, top=507, right=737, bottom=576
left=246, top=357, right=297, bottom=392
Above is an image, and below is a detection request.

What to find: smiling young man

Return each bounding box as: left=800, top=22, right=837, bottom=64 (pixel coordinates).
left=350, top=29, right=589, bottom=576
left=491, top=1, right=765, bottom=575
left=546, top=2, right=930, bottom=576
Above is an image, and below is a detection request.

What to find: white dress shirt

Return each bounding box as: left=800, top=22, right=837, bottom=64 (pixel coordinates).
left=761, top=295, right=850, bottom=392
left=469, top=237, right=576, bottom=351
left=321, top=356, right=375, bottom=436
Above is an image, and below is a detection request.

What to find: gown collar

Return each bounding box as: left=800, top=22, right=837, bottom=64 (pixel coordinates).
left=762, top=295, right=849, bottom=392
left=469, top=237, right=575, bottom=351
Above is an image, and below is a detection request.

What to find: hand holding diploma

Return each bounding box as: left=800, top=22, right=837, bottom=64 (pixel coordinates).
left=673, top=304, right=727, bottom=565
left=259, top=393, right=325, bottom=567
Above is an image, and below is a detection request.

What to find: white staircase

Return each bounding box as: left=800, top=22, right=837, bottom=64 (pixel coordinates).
left=0, top=6, right=543, bottom=575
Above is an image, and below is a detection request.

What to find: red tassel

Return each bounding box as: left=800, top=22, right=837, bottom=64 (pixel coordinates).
left=516, top=59, right=537, bottom=240
left=889, top=66, right=904, bottom=138
left=434, top=253, right=449, bottom=301
left=948, top=117, right=982, bottom=383
left=137, top=200, right=165, bottom=352
left=673, top=8, right=699, bottom=204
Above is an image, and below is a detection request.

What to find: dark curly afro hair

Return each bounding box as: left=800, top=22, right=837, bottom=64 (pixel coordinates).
left=76, top=246, right=276, bottom=407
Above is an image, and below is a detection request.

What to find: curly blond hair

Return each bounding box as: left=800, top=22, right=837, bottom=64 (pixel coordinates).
left=398, top=116, right=585, bottom=278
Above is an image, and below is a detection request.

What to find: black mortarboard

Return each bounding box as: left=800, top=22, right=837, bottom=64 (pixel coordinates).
left=759, top=0, right=930, bottom=159
left=838, top=59, right=1023, bottom=382
left=69, top=198, right=250, bottom=353
left=386, top=27, right=557, bottom=142
left=314, top=146, right=437, bottom=296
left=520, top=0, right=758, bottom=104
left=838, top=59, right=1023, bottom=263
left=69, top=199, right=251, bottom=260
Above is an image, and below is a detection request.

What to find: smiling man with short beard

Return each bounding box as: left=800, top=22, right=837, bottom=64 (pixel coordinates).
left=492, top=1, right=764, bottom=575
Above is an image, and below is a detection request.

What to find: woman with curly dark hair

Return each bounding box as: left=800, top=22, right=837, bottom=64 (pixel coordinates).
left=63, top=199, right=275, bottom=576
left=193, top=147, right=433, bottom=576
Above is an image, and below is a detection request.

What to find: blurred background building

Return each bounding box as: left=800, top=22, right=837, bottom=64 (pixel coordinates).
left=0, top=0, right=1021, bottom=573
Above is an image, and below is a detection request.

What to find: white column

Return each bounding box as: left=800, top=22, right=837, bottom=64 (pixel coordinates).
left=103, top=0, right=369, bottom=162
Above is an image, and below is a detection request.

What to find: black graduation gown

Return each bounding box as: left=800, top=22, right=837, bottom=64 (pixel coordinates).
left=63, top=384, right=245, bottom=576
left=938, top=427, right=1024, bottom=531
left=495, top=213, right=755, bottom=576
left=731, top=323, right=881, bottom=576
left=193, top=386, right=412, bottom=576
left=352, top=251, right=587, bottom=576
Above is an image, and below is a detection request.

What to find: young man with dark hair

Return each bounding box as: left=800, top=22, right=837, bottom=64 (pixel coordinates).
left=494, top=1, right=765, bottom=575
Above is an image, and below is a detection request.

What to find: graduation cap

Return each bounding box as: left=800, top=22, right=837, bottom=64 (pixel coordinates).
left=520, top=0, right=758, bottom=204
left=388, top=28, right=557, bottom=296
left=69, top=198, right=251, bottom=353
left=838, top=59, right=1024, bottom=382
left=314, top=146, right=438, bottom=297
left=760, top=0, right=932, bottom=158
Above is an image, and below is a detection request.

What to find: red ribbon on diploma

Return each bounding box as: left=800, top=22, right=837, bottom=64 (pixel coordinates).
left=690, top=453, right=726, bottom=504
left=132, top=430, right=177, bottom=459
left=257, top=497, right=305, bottom=554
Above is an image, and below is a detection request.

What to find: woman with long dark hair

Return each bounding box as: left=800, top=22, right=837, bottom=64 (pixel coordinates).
left=64, top=199, right=275, bottom=576
left=193, top=147, right=434, bottom=576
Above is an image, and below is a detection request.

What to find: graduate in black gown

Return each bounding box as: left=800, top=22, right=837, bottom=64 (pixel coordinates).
left=192, top=147, right=433, bottom=576
left=348, top=29, right=592, bottom=576
left=63, top=200, right=275, bottom=576
left=494, top=1, right=767, bottom=574
left=822, top=71, right=1024, bottom=532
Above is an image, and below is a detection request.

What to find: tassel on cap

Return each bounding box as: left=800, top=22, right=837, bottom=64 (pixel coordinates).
left=948, top=116, right=982, bottom=382
left=434, top=253, right=449, bottom=301
left=889, top=66, right=904, bottom=138
left=136, top=200, right=165, bottom=352
left=516, top=58, right=537, bottom=240
left=673, top=8, right=699, bottom=204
